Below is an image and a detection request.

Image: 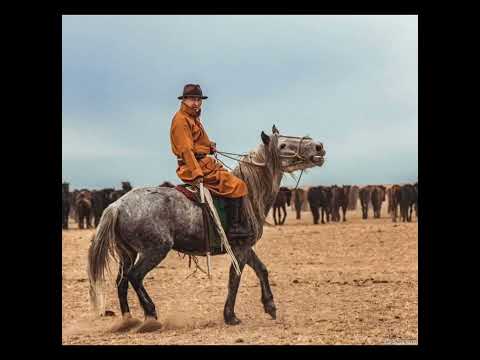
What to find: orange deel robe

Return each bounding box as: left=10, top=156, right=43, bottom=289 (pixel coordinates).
left=170, top=103, right=248, bottom=198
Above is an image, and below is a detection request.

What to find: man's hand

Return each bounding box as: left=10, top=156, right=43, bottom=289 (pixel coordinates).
left=210, top=141, right=217, bottom=154
left=193, top=176, right=204, bottom=186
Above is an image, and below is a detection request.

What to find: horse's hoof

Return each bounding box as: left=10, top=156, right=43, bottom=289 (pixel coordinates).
left=264, top=301, right=277, bottom=320
left=109, top=315, right=142, bottom=333
left=224, top=315, right=242, bottom=326
left=135, top=317, right=163, bottom=333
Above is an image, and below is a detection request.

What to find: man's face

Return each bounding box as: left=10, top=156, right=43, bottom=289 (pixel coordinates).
left=183, top=96, right=202, bottom=112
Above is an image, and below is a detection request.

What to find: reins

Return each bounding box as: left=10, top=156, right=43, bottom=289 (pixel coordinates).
left=214, top=133, right=311, bottom=190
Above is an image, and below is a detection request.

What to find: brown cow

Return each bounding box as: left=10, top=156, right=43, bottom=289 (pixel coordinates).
left=75, top=190, right=93, bottom=229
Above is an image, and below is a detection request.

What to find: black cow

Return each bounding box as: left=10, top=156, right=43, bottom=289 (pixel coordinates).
left=292, top=188, right=305, bottom=220
left=159, top=181, right=176, bottom=188
left=91, top=189, right=115, bottom=228
left=329, top=185, right=340, bottom=222
left=62, top=182, right=70, bottom=229
left=110, top=181, right=133, bottom=203
left=272, top=187, right=292, bottom=225
left=389, top=185, right=402, bottom=222
left=400, top=184, right=416, bottom=222
left=336, top=185, right=351, bottom=222
left=371, top=185, right=386, bottom=219
left=307, top=186, right=331, bottom=224
left=414, top=182, right=418, bottom=219
left=359, top=186, right=373, bottom=219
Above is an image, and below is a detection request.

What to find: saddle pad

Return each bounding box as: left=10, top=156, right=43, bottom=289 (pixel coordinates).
left=175, top=184, right=199, bottom=202
left=174, top=184, right=229, bottom=254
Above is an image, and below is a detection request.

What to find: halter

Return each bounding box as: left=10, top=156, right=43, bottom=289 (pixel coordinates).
left=215, top=134, right=312, bottom=190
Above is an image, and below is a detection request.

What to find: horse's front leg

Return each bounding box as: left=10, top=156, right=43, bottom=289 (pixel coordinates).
left=224, top=247, right=248, bottom=325
left=247, top=248, right=276, bottom=320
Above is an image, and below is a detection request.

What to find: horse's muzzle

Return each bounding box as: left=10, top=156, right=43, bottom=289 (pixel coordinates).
left=310, top=155, right=325, bottom=166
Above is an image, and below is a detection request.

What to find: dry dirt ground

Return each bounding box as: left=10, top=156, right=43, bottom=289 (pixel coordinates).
left=62, top=203, right=417, bottom=345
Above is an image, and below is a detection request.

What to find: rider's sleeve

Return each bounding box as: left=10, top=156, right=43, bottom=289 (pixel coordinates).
left=171, top=118, right=204, bottom=179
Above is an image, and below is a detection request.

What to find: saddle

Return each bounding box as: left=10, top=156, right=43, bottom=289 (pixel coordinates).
left=175, top=184, right=229, bottom=256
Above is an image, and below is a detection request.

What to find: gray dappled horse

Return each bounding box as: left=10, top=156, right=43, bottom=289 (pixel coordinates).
left=87, top=126, right=326, bottom=333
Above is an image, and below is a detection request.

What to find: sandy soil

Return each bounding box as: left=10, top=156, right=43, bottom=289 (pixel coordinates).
left=62, top=203, right=418, bottom=345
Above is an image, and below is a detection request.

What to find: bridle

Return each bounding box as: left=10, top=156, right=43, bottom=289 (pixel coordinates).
left=215, top=134, right=313, bottom=190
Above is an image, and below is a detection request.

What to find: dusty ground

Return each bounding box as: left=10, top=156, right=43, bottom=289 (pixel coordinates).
left=62, top=202, right=418, bottom=345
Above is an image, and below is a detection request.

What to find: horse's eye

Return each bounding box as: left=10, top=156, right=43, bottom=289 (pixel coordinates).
left=279, top=144, right=286, bottom=149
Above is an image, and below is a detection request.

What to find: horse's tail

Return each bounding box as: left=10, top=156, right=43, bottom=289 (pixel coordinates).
left=87, top=201, right=120, bottom=316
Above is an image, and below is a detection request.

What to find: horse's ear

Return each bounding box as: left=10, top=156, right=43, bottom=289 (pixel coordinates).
left=272, top=125, right=279, bottom=134
left=261, top=131, right=270, bottom=145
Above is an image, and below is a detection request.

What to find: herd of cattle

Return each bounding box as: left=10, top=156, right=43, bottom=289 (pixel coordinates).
left=272, top=183, right=418, bottom=226
left=61, top=181, right=177, bottom=229
left=61, top=181, right=417, bottom=230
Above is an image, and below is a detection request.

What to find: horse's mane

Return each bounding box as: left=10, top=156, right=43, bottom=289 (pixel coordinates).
left=232, top=135, right=282, bottom=241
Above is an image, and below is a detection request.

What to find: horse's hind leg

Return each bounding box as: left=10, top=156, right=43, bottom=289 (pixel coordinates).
left=247, top=248, right=276, bottom=320
left=128, top=243, right=172, bottom=333
left=224, top=247, right=249, bottom=325
left=110, top=249, right=142, bottom=333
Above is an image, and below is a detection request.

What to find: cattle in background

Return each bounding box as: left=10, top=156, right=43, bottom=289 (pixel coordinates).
left=387, top=187, right=394, bottom=215
left=102, top=188, right=115, bottom=207
left=291, top=188, right=305, bottom=220
left=337, top=185, right=351, bottom=222
left=76, top=190, right=93, bottom=229
left=159, top=181, right=176, bottom=188
left=414, top=182, right=418, bottom=219
left=70, top=189, right=79, bottom=222
left=371, top=185, right=386, bottom=219
left=329, top=186, right=339, bottom=222
left=400, top=184, right=416, bottom=222
left=359, top=186, right=373, bottom=219
left=272, top=187, right=292, bottom=225
left=389, top=185, right=402, bottom=222
left=348, top=185, right=359, bottom=210
left=110, top=181, right=133, bottom=203
left=91, top=189, right=115, bottom=228
left=307, top=186, right=331, bottom=224
left=62, top=182, right=70, bottom=229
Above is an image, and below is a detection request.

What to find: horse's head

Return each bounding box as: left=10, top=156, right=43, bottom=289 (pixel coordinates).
left=260, top=125, right=326, bottom=173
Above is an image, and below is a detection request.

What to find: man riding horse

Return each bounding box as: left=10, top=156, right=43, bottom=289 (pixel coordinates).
left=170, top=84, right=253, bottom=240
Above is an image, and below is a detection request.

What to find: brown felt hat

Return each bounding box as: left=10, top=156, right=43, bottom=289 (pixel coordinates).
left=177, top=84, right=208, bottom=100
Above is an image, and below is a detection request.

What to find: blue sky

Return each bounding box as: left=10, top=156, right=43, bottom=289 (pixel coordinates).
left=62, top=15, right=418, bottom=189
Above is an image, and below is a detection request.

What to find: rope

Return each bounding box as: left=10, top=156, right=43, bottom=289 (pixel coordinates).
left=214, top=153, right=234, bottom=171
left=185, top=255, right=208, bottom=279
left=203, top=188, right=241, bottom=276
left=294, top=169, right=304, bottom=191
left=216, top=151, right=266, bottom=167
left=215, top=150, right=248, bottom=157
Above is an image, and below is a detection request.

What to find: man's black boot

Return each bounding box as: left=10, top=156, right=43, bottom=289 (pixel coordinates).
left=227, top=197, right=254, bottom=241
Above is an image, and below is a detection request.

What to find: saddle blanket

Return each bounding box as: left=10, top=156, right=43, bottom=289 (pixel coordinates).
left=175, top=184, right=229, bottom=255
